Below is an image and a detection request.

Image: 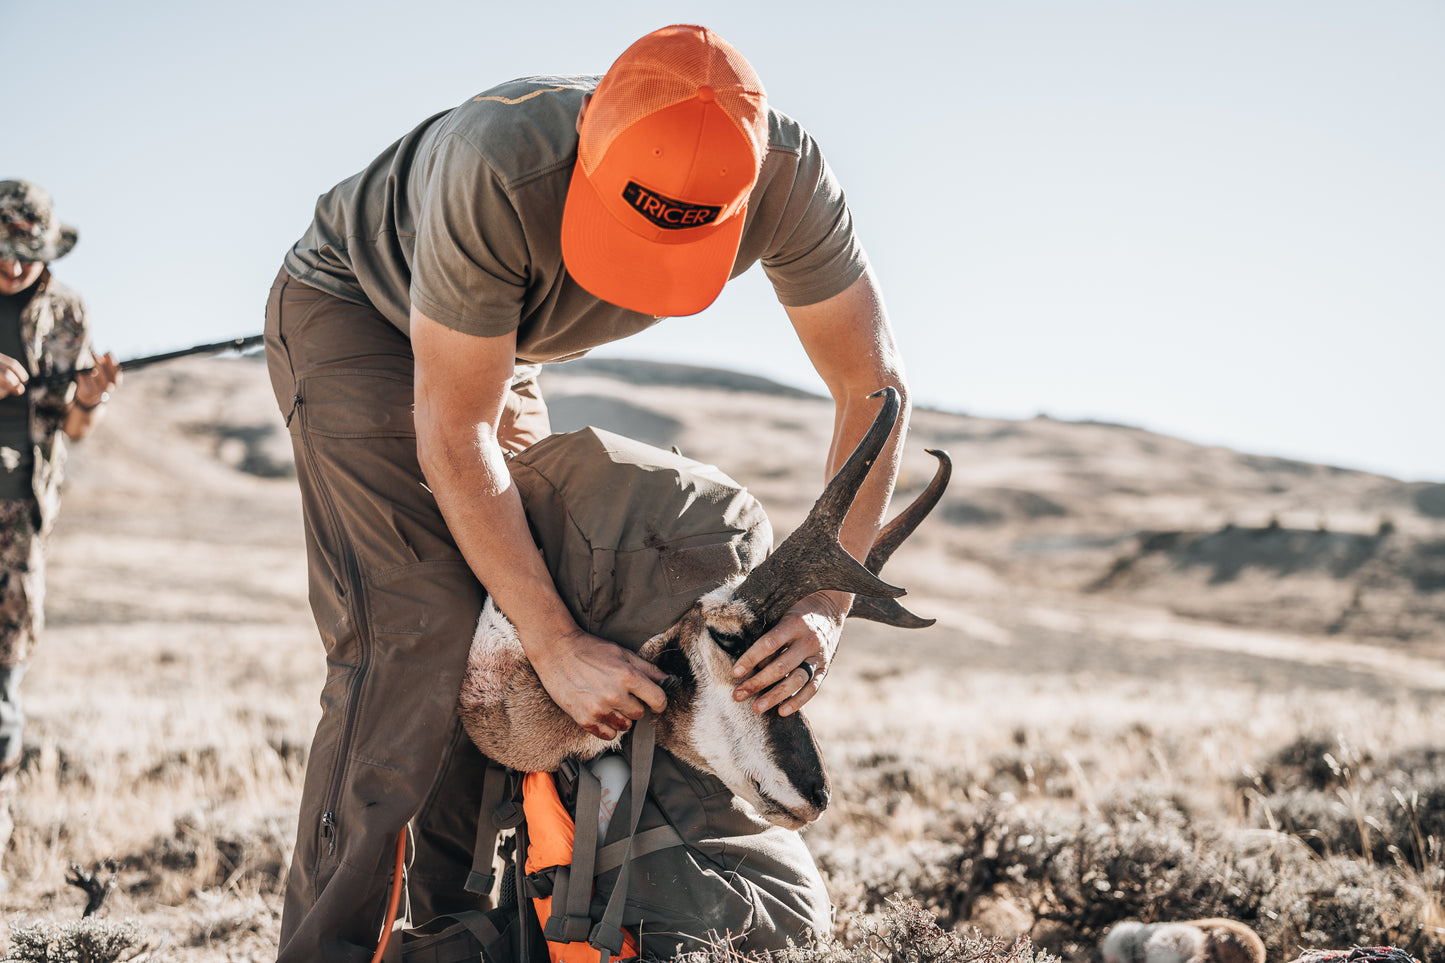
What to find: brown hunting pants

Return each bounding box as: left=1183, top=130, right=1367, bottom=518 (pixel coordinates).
left=265, top=267, right=549, bottom=963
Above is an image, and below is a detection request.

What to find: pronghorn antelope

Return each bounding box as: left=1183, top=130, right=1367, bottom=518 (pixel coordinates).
left=458, top=387, right=950, bottom=829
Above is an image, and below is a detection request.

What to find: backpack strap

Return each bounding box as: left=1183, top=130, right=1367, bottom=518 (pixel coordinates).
left=542, top=763, right=604, bottom=944
left=586, top=714, right=657, bottom=962
left=398, top=907, right=532, bottom=963
left=514, top=820, right=537, bottom=963
left=528, top=713, right=688, bottom=963
left=593, top=824, right=683, bottom=876
left=468, top=761, right=525, bottom=896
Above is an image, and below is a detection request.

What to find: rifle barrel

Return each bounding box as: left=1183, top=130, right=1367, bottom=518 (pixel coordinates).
left=28, top=334, right=265, bottom=390
left=116, top=335, right=267, bottom=372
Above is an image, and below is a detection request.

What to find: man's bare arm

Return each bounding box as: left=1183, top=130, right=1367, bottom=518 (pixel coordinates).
left=410, top=308, right=666, bottom=739
left=729, top=269, right=910, bottom=714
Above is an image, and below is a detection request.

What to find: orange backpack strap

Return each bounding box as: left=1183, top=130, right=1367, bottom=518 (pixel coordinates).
left=524, top=769, right=584, bottom=944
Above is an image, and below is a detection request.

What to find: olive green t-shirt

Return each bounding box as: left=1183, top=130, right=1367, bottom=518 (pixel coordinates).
left=283, top=75, right=869, bottom=364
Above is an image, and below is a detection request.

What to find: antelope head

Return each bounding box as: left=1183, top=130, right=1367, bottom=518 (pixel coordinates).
left=459, top=386, right=952, bottom=829
left=635, top=386, right=950, bottom=827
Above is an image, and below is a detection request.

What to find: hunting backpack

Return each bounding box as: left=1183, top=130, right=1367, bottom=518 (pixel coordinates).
left=398, top=428, right=831, bottom=963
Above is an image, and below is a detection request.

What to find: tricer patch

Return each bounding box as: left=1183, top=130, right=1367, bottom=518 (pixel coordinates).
left=622, top=182, right=721, bottom=229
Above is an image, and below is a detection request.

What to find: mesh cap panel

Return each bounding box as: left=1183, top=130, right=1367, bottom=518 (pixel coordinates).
left=579, top=25, right=768, bottom=176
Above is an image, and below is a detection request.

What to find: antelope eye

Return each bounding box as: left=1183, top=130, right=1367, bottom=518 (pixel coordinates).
left=710, top=630, right=748, bottom=658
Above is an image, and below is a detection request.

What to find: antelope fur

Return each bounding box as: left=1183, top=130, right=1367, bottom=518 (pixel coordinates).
left=460, top=580, right=830, bottom=829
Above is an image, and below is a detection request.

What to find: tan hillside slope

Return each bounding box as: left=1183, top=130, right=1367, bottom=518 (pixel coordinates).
left=50, top=354, right=1445, bottom=699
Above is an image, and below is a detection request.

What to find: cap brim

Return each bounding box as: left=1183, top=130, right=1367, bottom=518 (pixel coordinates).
left=561, top=163, right=744, bottom=318
left=0, top=225, right=77, bottom=263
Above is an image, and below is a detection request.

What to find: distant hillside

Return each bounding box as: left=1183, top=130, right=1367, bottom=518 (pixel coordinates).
left=552, top=357, right=820, bottom=398
left=57, top=354, right=1445, bottom=664
left=540, top=359, right=1445, bottom=653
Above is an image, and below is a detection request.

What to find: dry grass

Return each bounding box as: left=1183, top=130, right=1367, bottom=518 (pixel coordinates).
left=4, top=647, right=1440, bottom=962
left=0, top=357, right=1441, bottom=962
left=803, top=665, right=1443, bottom=962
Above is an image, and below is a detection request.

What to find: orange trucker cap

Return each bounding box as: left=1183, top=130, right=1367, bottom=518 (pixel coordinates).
left=562, top=25, right=769, bottom=317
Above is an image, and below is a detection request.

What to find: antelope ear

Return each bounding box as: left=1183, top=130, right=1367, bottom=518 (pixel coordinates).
left=638, top=622, right=684, bottom=663
left=647, top=640, right=694, bottom=695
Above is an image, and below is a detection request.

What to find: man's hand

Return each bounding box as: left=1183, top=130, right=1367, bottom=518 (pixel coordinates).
left=73, top=351, right=121, bottom=408
left=530, top=630, right=670, bottom=740
left=730, top=591, right=845, bottom=717
left=0, top=354, right=27, bottom=397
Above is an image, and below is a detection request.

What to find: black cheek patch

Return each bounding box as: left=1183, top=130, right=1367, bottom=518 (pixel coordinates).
left=655, top=647, right=695, bottom=692
left=763, top=712, right=830, bottom=795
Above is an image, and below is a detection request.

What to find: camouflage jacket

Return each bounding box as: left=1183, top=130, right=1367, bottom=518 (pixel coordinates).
left=9, top=268, right=93, bottom=534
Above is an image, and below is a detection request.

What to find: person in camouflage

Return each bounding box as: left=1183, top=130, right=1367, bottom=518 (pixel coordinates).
left=0, top=179, right=122, bottom=876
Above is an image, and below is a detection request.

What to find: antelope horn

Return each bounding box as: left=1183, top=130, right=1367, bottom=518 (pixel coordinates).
left=849, top=448, right=952, bottom=628
left=730, top=387, right=905, bottom=638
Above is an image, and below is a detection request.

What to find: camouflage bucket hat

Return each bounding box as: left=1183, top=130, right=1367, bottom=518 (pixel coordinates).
left=0, top=180, right=78, bottom=263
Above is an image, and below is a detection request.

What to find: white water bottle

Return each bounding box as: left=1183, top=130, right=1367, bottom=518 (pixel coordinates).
left=586, top=752, right=631, bottom=840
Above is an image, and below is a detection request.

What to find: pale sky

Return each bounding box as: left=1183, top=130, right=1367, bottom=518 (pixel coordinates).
left=9, top=0, right=1443, bottom=481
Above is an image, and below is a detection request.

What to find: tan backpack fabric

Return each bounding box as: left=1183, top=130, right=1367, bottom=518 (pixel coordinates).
left=466, top=427, right=833, bottom=957
left=506, top=427, right=774, bottom=648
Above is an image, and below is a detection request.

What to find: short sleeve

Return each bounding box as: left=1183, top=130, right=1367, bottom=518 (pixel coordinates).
left=757, top=129, right=870, bottom=308
left=54, top=286, right=92, bottom=368
left=410, top=132, right=531, bottom=336
left=77, top=302, right=95, bottom=369
left=34, top=285, right=92, bottom=417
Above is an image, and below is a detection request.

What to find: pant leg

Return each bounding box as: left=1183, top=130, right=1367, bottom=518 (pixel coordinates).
left=499, top=365, right=551, bottom=453
left=0, top=662, right=26, bottom=874
left=266, top=268, right=545, bottom=963
left=0, top=499, right=43, bottom=671
left=0, top=498, right=43, bottom=875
